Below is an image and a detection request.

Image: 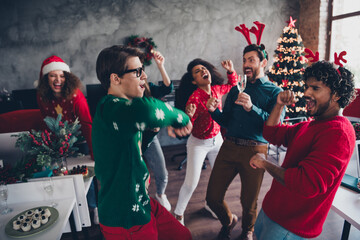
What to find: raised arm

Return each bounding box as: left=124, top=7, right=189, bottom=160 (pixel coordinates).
left=153, top=50, right=171, bottom=87
left=266, top=90, right=296, bottom=126
left=221, top=60, right=235, bottom=74
left=207, top=87, right=237, bottom=127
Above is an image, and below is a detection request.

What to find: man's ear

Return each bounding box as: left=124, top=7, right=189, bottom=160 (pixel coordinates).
left=332, top=92, right=341, bottom=102
left=260, top=58, right=268, bottom=69
left=110, top=73, right=121, bottom=85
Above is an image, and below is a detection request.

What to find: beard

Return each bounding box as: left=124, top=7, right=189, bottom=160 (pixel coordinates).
left=305, top=98, right=331, bottom=117
left=244, top=66, right=261, bottom=83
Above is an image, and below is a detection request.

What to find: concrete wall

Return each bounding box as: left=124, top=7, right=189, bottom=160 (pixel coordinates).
left=0, top=0, right=300, bottom=146
left=0, top=0, right=299, bottom=92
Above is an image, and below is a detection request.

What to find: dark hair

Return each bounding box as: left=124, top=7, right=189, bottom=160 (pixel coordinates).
left=175, top=58, right=225, bottom=111
left=96, top=45, right=145, bottom=90
left=243, top=44, right=268, bottom=61
left=37, top=71, right=81, bottom=102
left=304, top=61, right=356, bottom=108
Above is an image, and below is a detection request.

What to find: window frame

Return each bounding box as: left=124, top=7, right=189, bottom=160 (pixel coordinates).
left=325, top=0, right=360, bottom=60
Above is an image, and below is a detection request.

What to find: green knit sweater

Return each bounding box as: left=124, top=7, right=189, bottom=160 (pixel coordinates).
left=92, top=95, right=189, bottom=228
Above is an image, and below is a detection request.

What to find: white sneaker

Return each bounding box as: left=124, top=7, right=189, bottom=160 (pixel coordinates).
left=204, top=204, right=218, bottom=219
left=155, top=193, right=171, bottom=211
left=175, top=214, right=184, bottom=226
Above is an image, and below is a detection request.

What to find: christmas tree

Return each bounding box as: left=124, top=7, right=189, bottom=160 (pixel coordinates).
left=268, top=16, right=308, bottom=119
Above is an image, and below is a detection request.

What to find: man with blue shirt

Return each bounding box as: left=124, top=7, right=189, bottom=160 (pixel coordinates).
left=205, top=44, right=284, bottom=240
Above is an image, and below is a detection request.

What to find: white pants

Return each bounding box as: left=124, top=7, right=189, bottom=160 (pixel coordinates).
left=174, top=132, right=223, bottom=216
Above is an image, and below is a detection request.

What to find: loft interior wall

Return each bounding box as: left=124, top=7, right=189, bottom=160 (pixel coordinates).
left=0, top=0, right=299, bottom=93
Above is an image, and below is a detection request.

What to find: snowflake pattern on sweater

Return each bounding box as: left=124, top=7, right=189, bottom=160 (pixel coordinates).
left=92, top=95, right=190, bottom=229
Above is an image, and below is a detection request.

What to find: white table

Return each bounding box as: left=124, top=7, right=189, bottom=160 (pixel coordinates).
left=64, top=155, right=95, bottom=232
left=30, top=155, right=95, bottom=233
left=331, top=186, right=360, bottom=240
left=66, top=155, right=96, bottom=239
left=0, top=178, right=76, bottom=240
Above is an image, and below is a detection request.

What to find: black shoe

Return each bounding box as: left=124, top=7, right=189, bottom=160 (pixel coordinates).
left=217, top=214, right=238, bottom=240
left=239, top=230, right=253, bottom=240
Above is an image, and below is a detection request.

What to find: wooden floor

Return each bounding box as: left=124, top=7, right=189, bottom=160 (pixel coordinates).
left=61, top=144, right=360, bottom=240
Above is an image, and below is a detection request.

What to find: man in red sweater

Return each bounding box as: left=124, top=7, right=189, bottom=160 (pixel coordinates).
left=250, top=61, right=356, bottom=239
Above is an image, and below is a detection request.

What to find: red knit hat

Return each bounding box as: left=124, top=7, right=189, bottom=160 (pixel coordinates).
left=39, top=55, right=70, bottom=79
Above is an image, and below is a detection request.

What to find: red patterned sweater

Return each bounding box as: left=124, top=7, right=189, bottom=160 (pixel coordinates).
left=186, top=72, right=237, bottom=139
left=37, top=89, right=93, bottom=158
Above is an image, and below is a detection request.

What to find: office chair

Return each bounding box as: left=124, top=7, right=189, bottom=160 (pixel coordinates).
left=12, top=89, right=38, bottom=109
left=86, top=84, right=107, bottom=118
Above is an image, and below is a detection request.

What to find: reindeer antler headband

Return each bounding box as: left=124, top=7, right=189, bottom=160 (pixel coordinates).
left=304, top=48, right=347, bottom=75
left=304, top=48, right=319, bottom=63
left=235, top=21, right=266, bottom=58
left=235, top=21, right=265, bottom=45
left=334, top=51, right=347, bottom=68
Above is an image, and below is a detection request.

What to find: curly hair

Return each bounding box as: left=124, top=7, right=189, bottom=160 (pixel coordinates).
left=303, top=61, right=356, bottom=108
left=37, top=71, right=82, bottom=103
left=175, top=58, right=225, bottom=111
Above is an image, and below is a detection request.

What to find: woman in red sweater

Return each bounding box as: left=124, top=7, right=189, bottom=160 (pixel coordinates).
left=174, top=58, right=238, bottom=225
left=36, top=55, right=98, bottom=222
left=36, top=55, right=93, bottom=158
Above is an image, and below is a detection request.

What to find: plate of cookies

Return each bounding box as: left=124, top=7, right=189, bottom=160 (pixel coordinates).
left=69, top=165, right=94, bottom=179
left=5, top=206, right=59, bottom=238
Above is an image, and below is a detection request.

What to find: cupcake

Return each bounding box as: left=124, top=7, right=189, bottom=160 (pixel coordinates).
left=25, top=210, right=34, bottom=217
left=17, top=215, right=26, bottom=221
left=24, top=217, right=32, bottom=224
left=41, top=215, right=48, bottom=224
left=34, top=207, right=43, bottom=214
left=31, top=219, right=41, bottom=229
left=44, top=208, right=51, bottom=218
left=12, top=220, right=21, bottom=230
left=32, top=213, right=41, bottom=220
left=21, top=222, right=31, bottom=232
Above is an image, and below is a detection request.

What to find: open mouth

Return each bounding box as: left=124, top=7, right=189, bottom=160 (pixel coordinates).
left=53, top=83, right=62, bottom=90
left=305, top=98, right=316, bottom=111
left=202, top=73, right=209, bottom=79
left=244, top=68, right=252, bottom=77
left=140, top=83, right=145, bottom=89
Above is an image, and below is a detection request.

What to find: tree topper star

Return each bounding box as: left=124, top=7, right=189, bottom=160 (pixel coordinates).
left=286, top=16, right=297, bottom=28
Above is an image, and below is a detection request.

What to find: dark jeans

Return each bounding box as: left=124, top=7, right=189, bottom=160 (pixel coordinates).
left=87, top=180, right=97, bottom=209
left=206, top=139, right=267, bottom=231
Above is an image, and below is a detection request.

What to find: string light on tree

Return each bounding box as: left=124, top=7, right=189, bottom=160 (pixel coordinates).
left=268, top=16, right=308, bottom=118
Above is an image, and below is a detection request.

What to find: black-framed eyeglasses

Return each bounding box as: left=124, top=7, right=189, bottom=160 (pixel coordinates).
left=122, top=66, right=145, bottom=78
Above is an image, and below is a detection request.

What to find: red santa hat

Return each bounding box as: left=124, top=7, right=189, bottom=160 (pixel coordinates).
left=40, top=55, right=70, bottom=79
